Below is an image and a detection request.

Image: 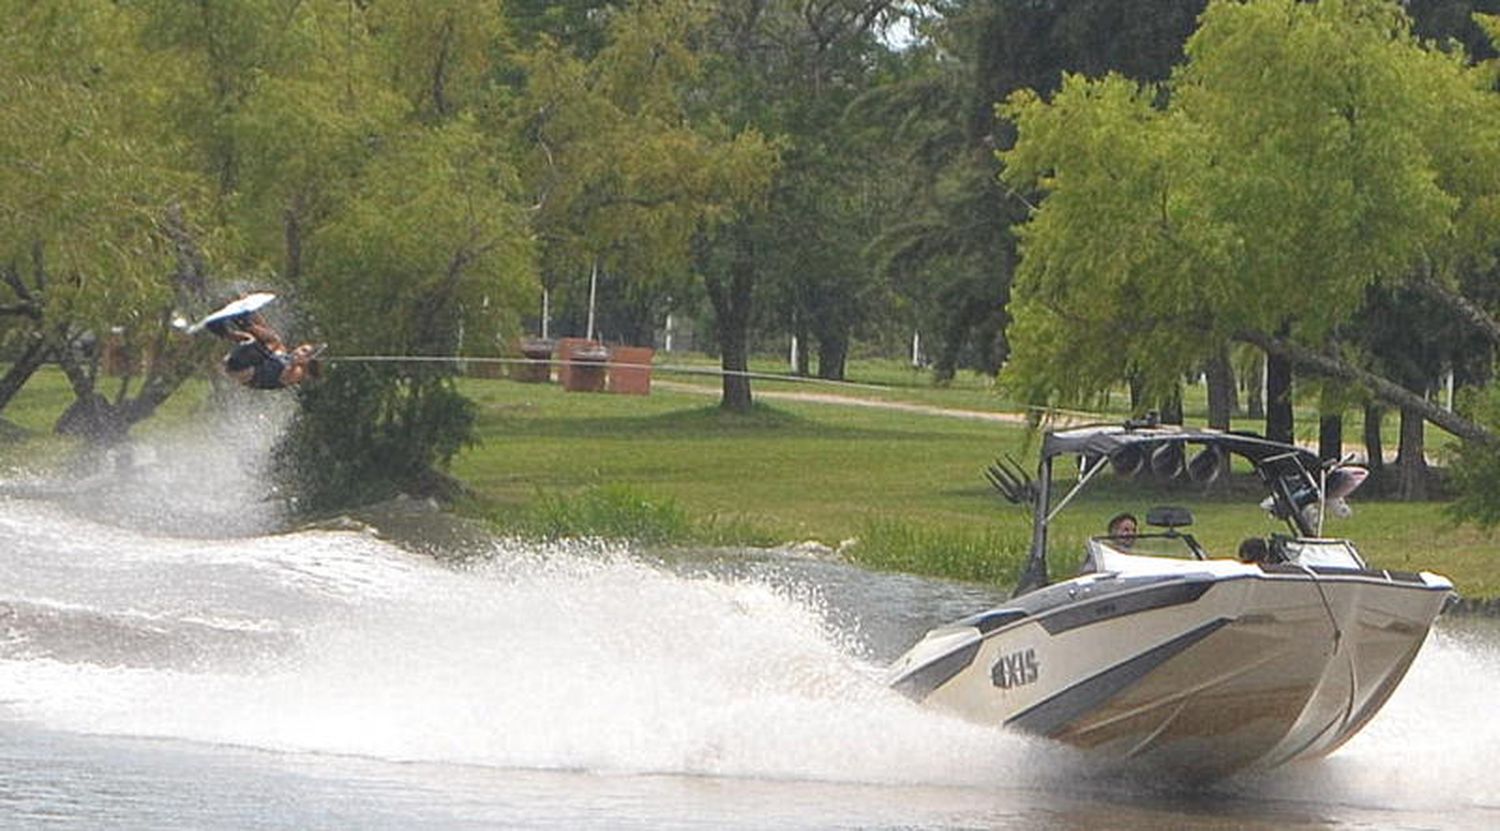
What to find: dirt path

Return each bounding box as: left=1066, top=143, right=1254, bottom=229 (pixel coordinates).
left=653, top=379, right=1036, bottom=424
left=653, top=380, right=1399, bottom=461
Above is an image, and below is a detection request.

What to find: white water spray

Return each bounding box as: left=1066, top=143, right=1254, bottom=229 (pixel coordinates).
left=1232, top=626, right=1500, bottom=814
left=3, top=389, right=296, bottom=536
left=0, top=496, right=1078, bottom=789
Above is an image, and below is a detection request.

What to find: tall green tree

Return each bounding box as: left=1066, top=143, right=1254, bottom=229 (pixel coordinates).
left=699, top=0, right=903, bottom=384
left=288, top=1, right=534, bottom=507
left=866, top=0, right=1206, bottom=385
left=1000, top=0, right=1500, bottom=449
left=285, top=123, right=536, bottom=505
left=0, top=0, right=209, bottom=439
left=515, top=0, right=778, bottom=410
left=135, top=0, right=538, bottom=506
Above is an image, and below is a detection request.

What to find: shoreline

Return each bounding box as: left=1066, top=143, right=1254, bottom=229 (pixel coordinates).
left=1449, top=596, right=1500, bottom=617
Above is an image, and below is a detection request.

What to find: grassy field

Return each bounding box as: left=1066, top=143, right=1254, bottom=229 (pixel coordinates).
left=451, top=369, right=1499, bottom=599
left=3, top=361, right=1495, bottom=599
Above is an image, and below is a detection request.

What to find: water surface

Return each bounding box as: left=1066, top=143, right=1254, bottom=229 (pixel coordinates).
left=1, top=414, right=1496, bottom=829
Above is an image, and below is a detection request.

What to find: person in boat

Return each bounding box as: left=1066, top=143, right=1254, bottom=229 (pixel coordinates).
left=1238, top=537, right=1271, bottom=564
left=208, top=310, right=322, bottom=390
left=1106, top=512, right=1138, bottom=549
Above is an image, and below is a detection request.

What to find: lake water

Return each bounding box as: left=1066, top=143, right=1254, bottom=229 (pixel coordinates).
left=1, top=412, right=1497, bottom=829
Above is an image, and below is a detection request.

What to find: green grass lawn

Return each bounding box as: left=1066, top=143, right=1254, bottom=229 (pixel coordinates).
left=454, top=376, right=1022, bottom=541
left=0, top=367, right=215, bottom=468
left=452, top=371, right=1500, bottom=599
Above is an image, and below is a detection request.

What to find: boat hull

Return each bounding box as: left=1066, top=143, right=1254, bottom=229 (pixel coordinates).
left=890, top=568, right=1451, bottom=779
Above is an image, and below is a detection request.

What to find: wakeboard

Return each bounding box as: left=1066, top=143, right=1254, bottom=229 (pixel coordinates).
left=185, top=292, right=277, bottom=335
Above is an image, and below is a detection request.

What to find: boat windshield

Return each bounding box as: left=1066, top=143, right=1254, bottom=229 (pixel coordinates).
left=1092, top=533, right=1203, bottom=560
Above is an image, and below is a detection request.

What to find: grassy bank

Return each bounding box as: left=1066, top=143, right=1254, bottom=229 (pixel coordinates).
left=452, top=374, right=1499, bottom=600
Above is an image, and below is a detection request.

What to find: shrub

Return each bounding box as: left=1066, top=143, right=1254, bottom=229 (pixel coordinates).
left=483, top=484, right=774, bottom=548
left=846, top=518, right=1030, bottom=584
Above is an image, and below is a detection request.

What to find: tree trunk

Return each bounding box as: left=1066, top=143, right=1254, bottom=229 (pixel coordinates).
left=792, top=319, right=810, bottom=376
left=118, top=325, right=204, bottom=427
left=1265, top=350, right=1293, bottom=444
left=1395, top=406, right=1429, bottom=500
left=816, top=330, right=848, bottom=381
left=1160, top=383, right=1183, bottom=425
left=1236, top=329, right=1496, bottom=445
left=718, top=304, right=752, bottom=412
left=1319, top=412, right=1343, bottom=463
left=933, top=315, right=964, bottom=383
left=1363, top=404, right=1385, bottom=473
left=53, top=343, right=127, bottom=446
left=1412, top=273, right=1500, bottom=347
left=975, top=300, right=1007, bottom=377
left=0, top=336, right=51, bottom=412
left=1245, top=354, right=1264, bottom=419
left=165, top=202, right=208, bottom=299
left=103, top=205, right=215, bottom=431
left=704, top=235, right=755, bottom=413
left=1204, top=348, right=1236, bottom=430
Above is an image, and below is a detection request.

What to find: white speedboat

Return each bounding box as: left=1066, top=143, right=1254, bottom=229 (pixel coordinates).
left=888, top=421, right=1454, bottom=779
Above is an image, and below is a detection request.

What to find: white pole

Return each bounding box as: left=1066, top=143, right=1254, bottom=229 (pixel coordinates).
left=1261, top=352, right=1269, bottom=411
left=586, top=259, right=598, bottom=341
left=541, top=288, right=550, bottom=340
left=790, top=334, right=799, bottom=369
left=911, top=330, right=921, bottom=367
left=1446, top=370, right=1455, bottom=412
left=664, top=313, right=674, bottom=352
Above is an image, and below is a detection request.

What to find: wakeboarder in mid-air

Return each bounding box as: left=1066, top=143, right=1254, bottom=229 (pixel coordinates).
left=185, top=293, right=324, bottom=390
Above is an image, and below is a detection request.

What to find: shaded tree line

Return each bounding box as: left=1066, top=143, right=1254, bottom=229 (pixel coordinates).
left=3, top=0, right=1500, bottom=522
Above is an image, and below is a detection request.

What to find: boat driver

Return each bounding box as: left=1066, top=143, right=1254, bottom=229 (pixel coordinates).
left=1107, top=512, right=1138, bottom=549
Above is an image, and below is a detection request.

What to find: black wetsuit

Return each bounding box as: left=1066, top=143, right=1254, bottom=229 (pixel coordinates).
left=224, top=341, right=290, bottom=389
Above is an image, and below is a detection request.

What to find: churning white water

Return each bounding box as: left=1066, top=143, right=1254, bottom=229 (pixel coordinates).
left=1, top=410, right=1497, bottom=829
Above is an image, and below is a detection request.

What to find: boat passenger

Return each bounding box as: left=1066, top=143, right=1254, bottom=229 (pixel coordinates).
left=1107, top=512, right=1138, bottom=549
left=1238, top=537, right=1270, bottom=564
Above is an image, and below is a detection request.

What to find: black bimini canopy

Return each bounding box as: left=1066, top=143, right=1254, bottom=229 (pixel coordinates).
left=1040, top=424, right=1320, bottom=475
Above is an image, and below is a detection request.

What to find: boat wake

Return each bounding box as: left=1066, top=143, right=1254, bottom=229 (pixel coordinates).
left=0, top=417, right=1077, bottom=792
left=0, top=419, right=1495, bottom=823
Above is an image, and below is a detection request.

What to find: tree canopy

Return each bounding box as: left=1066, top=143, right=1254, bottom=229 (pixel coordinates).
left=999, top=0, right=1500, bottom=444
